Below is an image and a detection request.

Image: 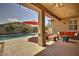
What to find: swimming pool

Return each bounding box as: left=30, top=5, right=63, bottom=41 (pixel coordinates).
left=0, top=33, right=36, bottom=41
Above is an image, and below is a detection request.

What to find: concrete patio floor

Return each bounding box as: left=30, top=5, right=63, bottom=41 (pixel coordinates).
left=0, top=37, right=45, bottom=56
left=35, top=39, right=79, bottom=56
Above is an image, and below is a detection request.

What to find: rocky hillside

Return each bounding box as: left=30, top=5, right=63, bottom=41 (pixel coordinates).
left=0, top=22, right=32, bottom=35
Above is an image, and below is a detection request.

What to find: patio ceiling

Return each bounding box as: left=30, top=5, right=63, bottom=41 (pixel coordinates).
left=41, top=3, right=79, bottom=19
left=20, top=3, right=79, bottom=20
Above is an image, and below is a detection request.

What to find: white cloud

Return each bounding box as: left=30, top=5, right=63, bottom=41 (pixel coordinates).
left=8, top=18, right=21, bottom=22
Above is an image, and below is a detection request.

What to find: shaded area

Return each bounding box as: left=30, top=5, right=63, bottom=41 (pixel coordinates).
left=34, top=39, right=79, bottom=56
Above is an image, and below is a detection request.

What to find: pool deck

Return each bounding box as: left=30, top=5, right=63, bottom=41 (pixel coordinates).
left=0, top=36, right=45, bottom=56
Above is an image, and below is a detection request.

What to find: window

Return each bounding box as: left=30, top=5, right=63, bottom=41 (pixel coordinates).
left=69, top=19, right=78, bottom=30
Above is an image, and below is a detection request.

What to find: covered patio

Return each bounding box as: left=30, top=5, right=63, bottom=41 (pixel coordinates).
left=20, top=3, right=79, bottom=56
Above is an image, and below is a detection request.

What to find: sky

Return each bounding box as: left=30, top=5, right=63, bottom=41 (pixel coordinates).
left=0, top=3, right=50, bottom=25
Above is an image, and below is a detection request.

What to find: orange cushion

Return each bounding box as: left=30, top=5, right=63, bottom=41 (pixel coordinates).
left=60, top=32, right=76, bottom=36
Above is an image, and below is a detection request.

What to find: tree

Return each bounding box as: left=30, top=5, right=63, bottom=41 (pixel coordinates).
left=30, top=27, right=38, bottom=33
left=21, top=24, right=31, bottom=33
left=5, top=23, right=15, bottom=34
left=45, top=26, right=49, bottom=30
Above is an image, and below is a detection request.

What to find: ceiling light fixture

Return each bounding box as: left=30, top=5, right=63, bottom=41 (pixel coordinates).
left=55, top=3, right=64, bottom=7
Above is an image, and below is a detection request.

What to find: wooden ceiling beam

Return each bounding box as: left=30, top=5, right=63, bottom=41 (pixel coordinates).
left=61, top=15, right=79, bottom=20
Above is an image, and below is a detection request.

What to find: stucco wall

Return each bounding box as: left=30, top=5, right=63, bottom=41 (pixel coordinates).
left=52, top=17, right=79, bottom=32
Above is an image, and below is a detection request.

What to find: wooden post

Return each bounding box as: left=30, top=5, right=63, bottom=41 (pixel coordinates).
left=38, top=10, right=46, bottom=47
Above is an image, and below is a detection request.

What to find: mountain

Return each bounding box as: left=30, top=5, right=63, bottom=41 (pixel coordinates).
left=0, top=22, right=32, bottom=35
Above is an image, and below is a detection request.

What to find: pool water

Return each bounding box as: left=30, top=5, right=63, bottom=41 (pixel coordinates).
left=0, top=33, right=35, bottom=41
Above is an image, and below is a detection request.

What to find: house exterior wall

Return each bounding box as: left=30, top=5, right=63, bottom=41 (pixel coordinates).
left=52, top=17, right=79, bottom=32
left=77, top=17, right=79, bottom=32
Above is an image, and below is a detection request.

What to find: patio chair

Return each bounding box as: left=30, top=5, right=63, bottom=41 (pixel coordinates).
left=47, top=32, right=60, bottom=41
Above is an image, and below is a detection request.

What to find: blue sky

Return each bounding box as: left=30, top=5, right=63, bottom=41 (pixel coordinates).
left=0, top=3, right=50, bottom=25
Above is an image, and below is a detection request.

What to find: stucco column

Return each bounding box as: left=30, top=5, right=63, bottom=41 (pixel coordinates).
left=38, top=10, right=46, bottom=47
